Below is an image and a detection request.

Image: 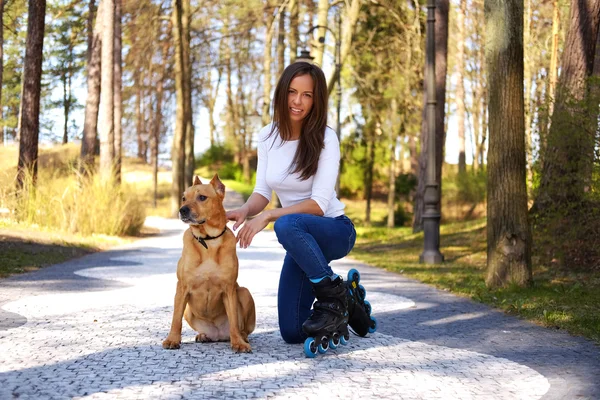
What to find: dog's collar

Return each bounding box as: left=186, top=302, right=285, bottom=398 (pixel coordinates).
left=191, top=227, right=227, bottom=249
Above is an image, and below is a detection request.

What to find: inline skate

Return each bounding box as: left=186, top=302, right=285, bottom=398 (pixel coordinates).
left=346, top=268, right=377, bottom=337
left=302, top=276, right=350, bottom=358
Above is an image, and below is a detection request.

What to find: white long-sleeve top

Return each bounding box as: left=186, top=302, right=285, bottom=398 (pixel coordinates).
left=253, top=124, right=346, bottom=218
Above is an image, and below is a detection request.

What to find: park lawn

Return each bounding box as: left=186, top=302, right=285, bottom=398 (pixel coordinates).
left=0, top=219, right=135, bottom=278
left=348, top=216, right=600, bottom=345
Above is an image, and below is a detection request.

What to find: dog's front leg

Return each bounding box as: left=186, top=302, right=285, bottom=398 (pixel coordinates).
left=224, top=286, right=252, bottom=353
left=163, top=280, right=188, bottom=349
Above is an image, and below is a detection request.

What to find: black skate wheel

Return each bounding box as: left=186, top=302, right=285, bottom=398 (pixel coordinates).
left=369, top=316, right=378, bottom=334
left=364, top=300, right=372, bottom=315
left=304, top=338, right=318, bottom=358
left=348, top=268, right=360, bottom=283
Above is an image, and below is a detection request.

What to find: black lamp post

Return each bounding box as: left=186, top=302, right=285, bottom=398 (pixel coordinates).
left=420, top=0, right=444, bottom=264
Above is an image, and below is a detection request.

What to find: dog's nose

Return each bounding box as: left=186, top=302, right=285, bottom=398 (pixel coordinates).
left=179, top=206, right=190, bottom=218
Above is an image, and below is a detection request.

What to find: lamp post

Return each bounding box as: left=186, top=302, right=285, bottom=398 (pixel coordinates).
left=420, top=0, right=444, bottom=264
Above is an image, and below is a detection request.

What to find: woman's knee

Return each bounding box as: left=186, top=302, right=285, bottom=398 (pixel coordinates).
left=274, top=214, right=302, bottom=241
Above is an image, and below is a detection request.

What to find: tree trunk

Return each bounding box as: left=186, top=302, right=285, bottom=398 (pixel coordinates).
left=80, top=0, right=102, bottom=175
left=456, top=0, right=466, bottom=174
left=17, top=0, right=46, bottom=190
left=536, top=0, right=600, bottom=210
left=523, top=0, right=533, bottom=187
left=413, top=0, right=449, bottom=232
left=277, top=6, right=285, bottom=76
left=98, top=0, right=114, bottom=181
left=288, top=0, right=299, bottom=61
left=327, top=0, right=361, bottom=95
left=113, top=0, right=122, bottom=183
left=387, top=102, right=399, bottom=228
left=0, top=0, right=5, bottom=146
left=364, top=124, right=375, bottom=226
left=183, top=0, right=194, bottom=188
left=171, top=0, right=186, bottom=217
left=261, top=1, right=275, bottom=126
left=313, top=0, right=329, bottom=66
left=62, top=73, right=69, bottom=144
left=485, top=0, right=532, bottom=288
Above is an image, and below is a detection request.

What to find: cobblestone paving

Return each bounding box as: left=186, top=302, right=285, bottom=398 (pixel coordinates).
left=1, top=216, right=599, bottom=399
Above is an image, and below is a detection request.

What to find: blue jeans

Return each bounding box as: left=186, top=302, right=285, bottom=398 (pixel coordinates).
left=273, top=213, right=356, bottom=344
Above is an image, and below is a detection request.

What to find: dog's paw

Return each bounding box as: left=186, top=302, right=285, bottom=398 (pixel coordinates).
left=195, top=333, right=211, bottom=343
left=162, top=337, right=181, bottom=350
left=231, top=340, right=252, bottom=353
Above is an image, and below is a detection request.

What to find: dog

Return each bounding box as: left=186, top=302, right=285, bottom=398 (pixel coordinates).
left=162, top=174, right=255, bottom=353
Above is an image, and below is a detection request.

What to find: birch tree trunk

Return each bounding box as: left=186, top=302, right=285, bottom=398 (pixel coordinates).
left=98, top=0, right=115, bottom=181
left=456, top=0, right=466, bottom=174
left=313, top=0, right=329, bottom=66
left=183, top=0, right=195, bottom=187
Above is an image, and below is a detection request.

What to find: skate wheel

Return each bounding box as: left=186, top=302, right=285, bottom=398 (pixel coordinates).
left=358, top=284, right=366, bottom=300
left=329, top=334, right=340, bottom=349
left=340, top=334, right=349, bottom=345
left=368, top=316, right=378, bottom=333
left=348, top=268, right=360, bottom=283
left=364, top=300, right=372, bottom=315
left=318, top=343, right=328, bottom=354
left=304, top=338, right=318, bottom=358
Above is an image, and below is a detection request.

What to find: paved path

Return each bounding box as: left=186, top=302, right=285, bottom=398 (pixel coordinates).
left=1, top=193, right=599, bottom=399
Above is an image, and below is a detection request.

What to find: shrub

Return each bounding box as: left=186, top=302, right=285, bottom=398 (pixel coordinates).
left=5, top=170, right=146, bottom=237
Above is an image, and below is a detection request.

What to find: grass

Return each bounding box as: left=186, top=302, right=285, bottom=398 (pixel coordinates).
left=0, top=218, right=134, bottom=278
left=345, top=209, right=600, bottom=344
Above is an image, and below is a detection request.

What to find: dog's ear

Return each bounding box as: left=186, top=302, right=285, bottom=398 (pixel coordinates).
left=193, top=176, right=202, bottom=186
left=210, top=174, right=225, bottom=197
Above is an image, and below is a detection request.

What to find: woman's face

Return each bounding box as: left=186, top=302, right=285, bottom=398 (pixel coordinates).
left=287, top=74, right=314, bottom=126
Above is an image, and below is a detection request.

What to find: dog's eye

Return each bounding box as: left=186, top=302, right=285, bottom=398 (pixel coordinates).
left=182, top=196, right=186, bottom=202
left=197, top=195, right=207, bottom=202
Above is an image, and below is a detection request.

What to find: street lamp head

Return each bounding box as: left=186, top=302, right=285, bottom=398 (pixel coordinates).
left=295, top=48, right=315, bottom=63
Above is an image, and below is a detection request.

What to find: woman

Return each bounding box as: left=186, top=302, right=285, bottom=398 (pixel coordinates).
left=226, top=62, right=372, bottom=347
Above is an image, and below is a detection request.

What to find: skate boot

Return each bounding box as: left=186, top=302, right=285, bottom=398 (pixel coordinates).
left=302, top=276, right=350, bottom=358
left=346, top=268, right=377, bottom=337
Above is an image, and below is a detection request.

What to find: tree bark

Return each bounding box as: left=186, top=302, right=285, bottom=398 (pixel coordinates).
left=80, top=0, right=103, bottom=175
left=171, top=0, right=186, bottom=217
left=313, top=0, right=329, bottom=66
left=0, top=0, right=4, bottom=146
left=288, top=0, right=299, bottom=61
left=17, top=0, right=46, bottom=190
left=456, top=0, right=466, bottom=174
left=113, top=0, right=122, bottom=183
left=327, top=0, right=361, bottom=95
left=261, top=1, right=276, bottom=126
left=485, top=0, right=532, bottom=288
left=277, top=5, right=285, bottom=76
left=98, top=0, right=114, bottom=181
left=413, top=0, right=449, bottom=232
left=536, top=0, right=600, bottom=210
left=183, top=0, right=194, bottom=188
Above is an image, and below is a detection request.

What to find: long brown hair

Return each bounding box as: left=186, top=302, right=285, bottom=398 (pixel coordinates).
left=268, top=62, right=328, bottom=180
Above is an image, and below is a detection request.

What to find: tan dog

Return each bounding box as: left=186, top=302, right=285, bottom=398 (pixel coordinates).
left=162, top=174, right=255, bottom=353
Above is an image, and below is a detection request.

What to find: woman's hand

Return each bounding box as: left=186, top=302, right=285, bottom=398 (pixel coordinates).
left=236, top=211, right=271, bottom=249
left=226, top=207, right=249, bottom=231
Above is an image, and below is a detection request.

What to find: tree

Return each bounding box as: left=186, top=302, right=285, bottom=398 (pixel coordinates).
left=456, top=0, right=467, bottom=174
left=80, top=0, right=102, bottom=175
left=98, top=0, right=114, bottom=180
left=171, top=0, right=186, bottom=217
left=0, top=0, right=5, bottom=145
left=413, top=0, right=449, bottom=233
left=484, top=0, right=532, bottom=288
left=16, top=0, right=46, bottom=190
left=535, top=0, right=600, bottom=210
left=113, top=0, right=122, bottom=183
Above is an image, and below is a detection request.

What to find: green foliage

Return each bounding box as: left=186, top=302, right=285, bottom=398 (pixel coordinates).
left=394, top=203, right=409, bottom=227
left=395, top=173, right=417, bottom=199
left=196, top=144, right=235, bottom=167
